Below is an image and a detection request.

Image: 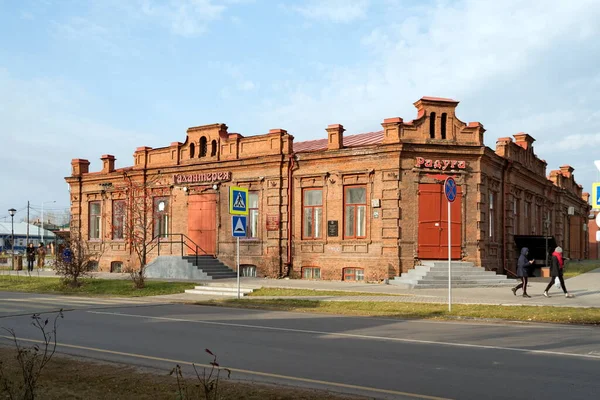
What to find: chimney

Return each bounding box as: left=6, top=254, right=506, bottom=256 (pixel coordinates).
left=101, top=154, right=115, bottom=173
left=381, top=117, right=403, bottom=144
left=559, top=165, right=574, bottom=178
left=582, top=192, right=590, bottom=203
left=326, top=124, right=345, bottom=150
left=513, top=132, right=535, bottom=150
left=134, top=146, right=152, bottom=167
left=71, top=159, right=90, bottom=176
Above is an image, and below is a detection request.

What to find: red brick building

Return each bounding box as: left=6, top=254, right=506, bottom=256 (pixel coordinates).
left=65, top=97, right=590, bottom=280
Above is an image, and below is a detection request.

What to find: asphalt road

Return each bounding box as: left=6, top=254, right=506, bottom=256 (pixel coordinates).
left=1, top=292, right=599, bottom=400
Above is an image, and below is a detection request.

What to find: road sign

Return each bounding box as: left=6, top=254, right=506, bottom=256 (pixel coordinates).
left=444, top=177, right=457, bottom=203
left=229, top=186, right=248, bottom=215
left=593, top=183, right=600, bottom=209
left=232, top=215, right=247, bottom=237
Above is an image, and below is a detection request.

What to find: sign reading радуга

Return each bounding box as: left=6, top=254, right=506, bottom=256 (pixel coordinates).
left=415, top=157, right=467, bottom=171
left=173, top=171, right=232, bottom=184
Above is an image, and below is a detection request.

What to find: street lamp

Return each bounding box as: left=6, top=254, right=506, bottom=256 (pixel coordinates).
left=8, top=208, right=16, bottom=271
left=40, top=200, right=56, bottom=245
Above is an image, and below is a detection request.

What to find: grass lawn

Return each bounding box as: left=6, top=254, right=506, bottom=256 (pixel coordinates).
left=196, top=298, right=600, bottom=325
left=564, top=260, right=600, bottom=278
left=0, top=347, right=361, bottom=400
left=0, top=276, right=195, bottom=297
left=248, top=288, right=406, bottom=297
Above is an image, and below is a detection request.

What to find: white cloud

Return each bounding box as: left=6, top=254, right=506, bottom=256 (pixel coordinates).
left=291, top=0, right=370, bottom=23
left=139, top=0, right=226, bottom=36
left=254, top=0, right=600, bottom=191
left=0, top=69, right=149, bottom=217
left=238, top=80, right=256, bottom=91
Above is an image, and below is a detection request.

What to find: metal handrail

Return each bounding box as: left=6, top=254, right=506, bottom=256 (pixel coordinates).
left=144, top=233, right=210, bottom=266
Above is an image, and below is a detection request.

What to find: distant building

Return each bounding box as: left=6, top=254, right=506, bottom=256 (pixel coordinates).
left=65, top=96, right=590, bottom=279
left=0, top=222, right=56, bottom=254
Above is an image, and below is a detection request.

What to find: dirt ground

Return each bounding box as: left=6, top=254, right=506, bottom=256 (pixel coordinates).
left=0, top=346, right=365, bottom=400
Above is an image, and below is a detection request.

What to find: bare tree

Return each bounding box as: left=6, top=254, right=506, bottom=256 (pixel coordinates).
left=114, top=171, right=168, bottom=289
left=53, top=230, right=102, bottom=287
left=0, top=310, right=64, bottom=400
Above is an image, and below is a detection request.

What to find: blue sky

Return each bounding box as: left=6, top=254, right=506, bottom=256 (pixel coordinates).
left=1, top=0, right=600, bottom=223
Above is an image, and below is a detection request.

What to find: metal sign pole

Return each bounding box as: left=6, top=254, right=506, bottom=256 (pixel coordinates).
left=237, top=237, right=240, bottom=299
left=448, top=200, right=452, bottom=312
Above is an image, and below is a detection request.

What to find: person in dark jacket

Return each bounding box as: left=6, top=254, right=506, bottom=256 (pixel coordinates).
left=26, top=242, right=36, bottom=272
left=512, top=247, right=534, bottom=297
left=543, top=246, right=573, bottom=298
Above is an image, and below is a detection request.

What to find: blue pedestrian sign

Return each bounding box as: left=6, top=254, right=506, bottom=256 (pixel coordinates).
left=232, top=215, right=247, bottom=237
left=593, top=182, right=600, bottom=209
left=444, top=177, right=457, bottom=203
left=229, top=186, right=249, bottom=215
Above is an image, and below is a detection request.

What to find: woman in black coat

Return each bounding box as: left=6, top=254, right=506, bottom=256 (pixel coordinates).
left=26, top=242, right=36, bottom=272
left=512, top=247, right=534, bottom=297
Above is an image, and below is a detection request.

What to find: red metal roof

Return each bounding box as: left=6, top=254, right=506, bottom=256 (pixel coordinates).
left=294, top=131, right=384, bottom=153
left=420, top=96, right=458, bottom=103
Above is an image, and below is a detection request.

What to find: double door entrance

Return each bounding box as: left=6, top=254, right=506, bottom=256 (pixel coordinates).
left=417, top=183, right=462, bottom=259
left=187, top=194, right=217, bottom=255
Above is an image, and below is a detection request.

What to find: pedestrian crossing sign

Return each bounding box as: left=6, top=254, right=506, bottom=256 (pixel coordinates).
left=232, top=215, right=247, bottom=237
left=593, top=183, right=600, bottom=209
left=229, top=186, right=248, bottom=215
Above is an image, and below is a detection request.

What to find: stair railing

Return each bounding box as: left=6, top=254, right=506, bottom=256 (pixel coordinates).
left=144, top=233, right=211, bottom=267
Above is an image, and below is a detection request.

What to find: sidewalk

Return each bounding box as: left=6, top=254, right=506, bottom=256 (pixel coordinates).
left=189, top=270, right=600, bottom=308
left=3, top=268, right=599, bottom=308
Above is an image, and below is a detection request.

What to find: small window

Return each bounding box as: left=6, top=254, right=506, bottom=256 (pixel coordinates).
left=110, top=261, right=123, bottom=273
left=89, top=201, right=101, bottom=239
left=199, top=137, right=207, bottom=157
left=248, top=192, right=259, bottom=239
left=344, top=186, right=367, bottom=239
left=303, top=189, right=323, bottom=239
left=241, top=265, right=257, bottom=277
left=190, top=143, right=195, bottom=158
left=429, top=112, right=436, bottom=139
left=489, top=192, right=495, bottom=240
left=302, top=267, right=321, bottom=280
left=441, top=113, right=447, bottom=139
left=89, top=261, right=99, bottom=272
left=153, top=198, right=169, bottom=239
left=343, top=267, right=364, bottom=281
left=211, top=140, right=217, bottom=157
left=112, top=200, right=126, bottom=240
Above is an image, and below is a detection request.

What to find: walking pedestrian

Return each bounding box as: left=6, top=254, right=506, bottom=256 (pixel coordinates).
left=512, top=247, right=534, bottom=298
left=37, top=243, right=46, bottom=270
left=26, top=242, right=36, bottom=272
left=543, top=246, right=574, bottom=298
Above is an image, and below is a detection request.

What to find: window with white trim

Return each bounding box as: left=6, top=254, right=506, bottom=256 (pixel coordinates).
left=302, top=267, right=321, bottom=279
left=344, top=186, right=367, bottom=239
left=303, top=189, right=323, bottom=239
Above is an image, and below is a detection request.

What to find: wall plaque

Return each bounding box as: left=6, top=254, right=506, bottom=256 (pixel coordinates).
left=327, top=220, right=338, bottom=237
left=266, top=214, right=280, bottom=231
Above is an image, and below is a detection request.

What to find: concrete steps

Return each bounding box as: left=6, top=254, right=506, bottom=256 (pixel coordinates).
left=182, top=256, right=237, bottom=279
left=391, top=261, right=515, bottom=289
left=185, top=285, right=254, bottom=297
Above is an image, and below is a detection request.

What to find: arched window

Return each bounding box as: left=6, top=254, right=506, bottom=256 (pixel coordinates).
left=429, top=112, right=436, bottom=139
left=211, top=140, right=217, bottom=157
left=189, top=143, right=195, bottom=158
left=199, top=137, right=207, bottom=157
left=441, top=113, right=447, bottom=139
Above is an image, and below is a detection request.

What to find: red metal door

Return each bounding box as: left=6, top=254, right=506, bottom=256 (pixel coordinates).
left=188, top=194, right=217, bottom=255
left=418, top=183, right=462, bottom=259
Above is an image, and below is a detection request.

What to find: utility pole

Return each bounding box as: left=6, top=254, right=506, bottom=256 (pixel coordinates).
left=26, top=201, right=30, bottom=245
